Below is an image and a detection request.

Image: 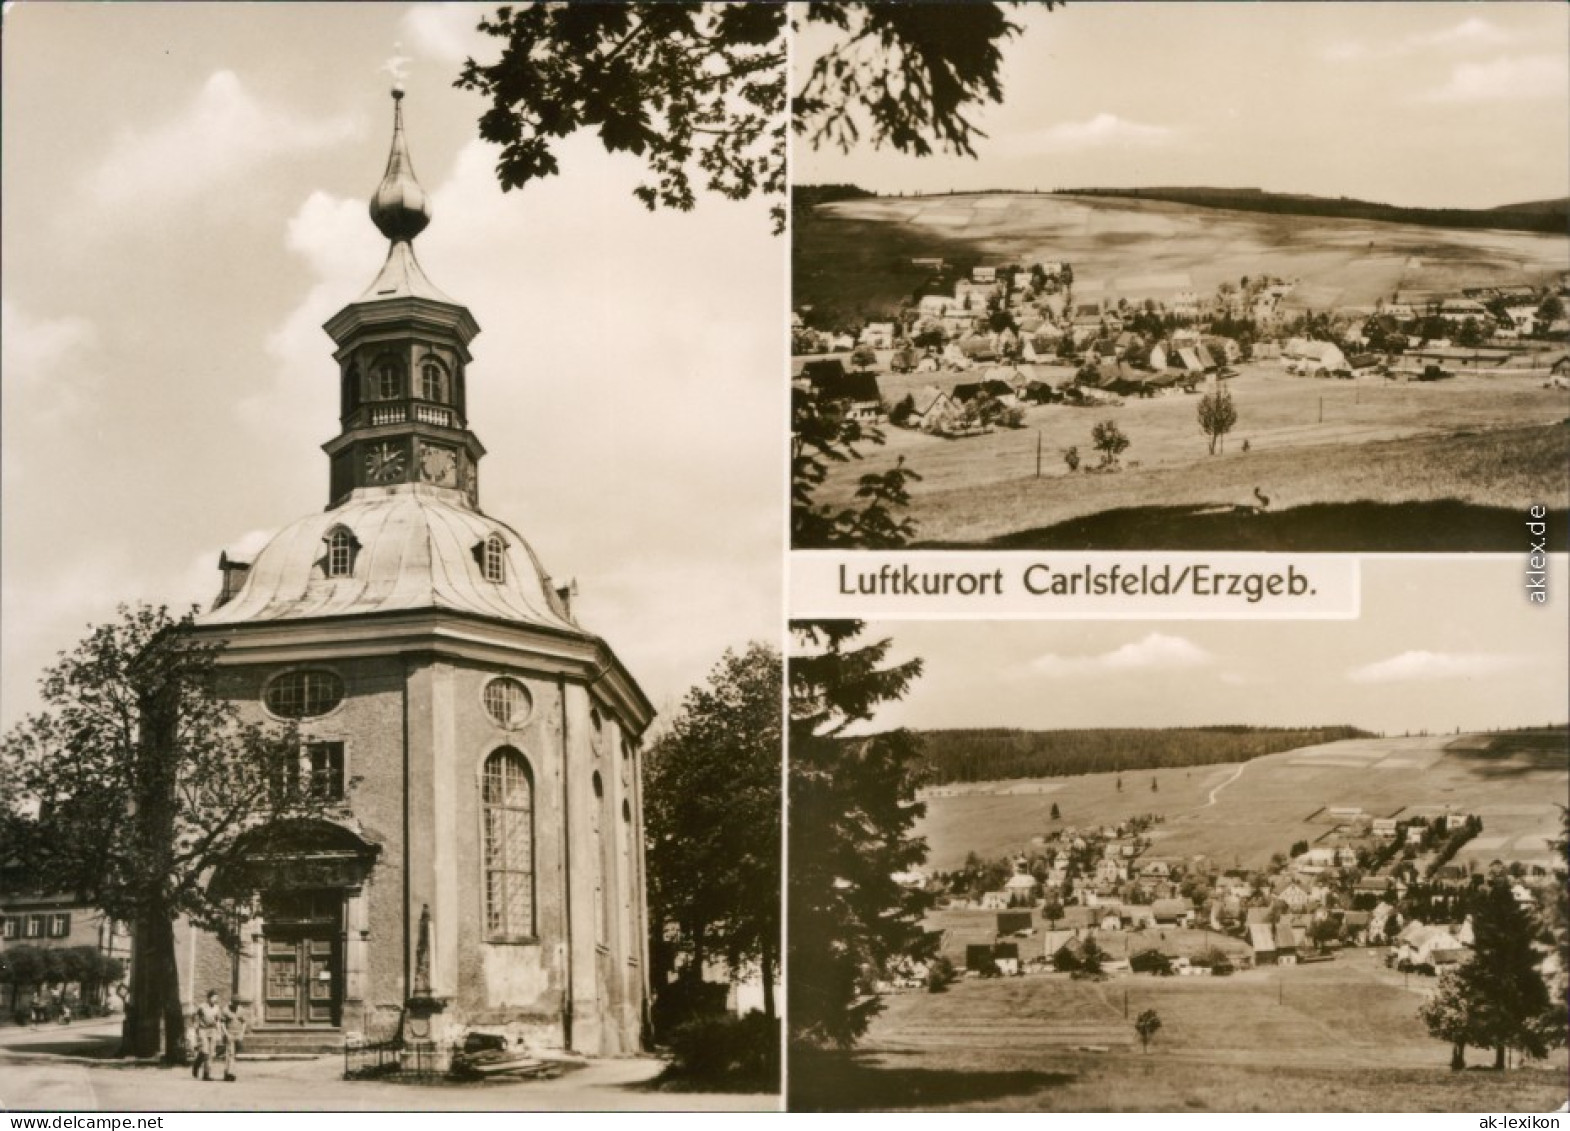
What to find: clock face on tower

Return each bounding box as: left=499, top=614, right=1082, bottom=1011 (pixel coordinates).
left=418, top=441, right=459, bottom=488
left=366, top=442, right=406, bottom=483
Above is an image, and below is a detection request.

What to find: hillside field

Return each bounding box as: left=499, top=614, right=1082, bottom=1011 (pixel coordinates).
left=915, top=734, right=1568, bottom=873
left=794, top=191, right=1570, bottom=320
left=790, top=952, right=1569, bottom=1111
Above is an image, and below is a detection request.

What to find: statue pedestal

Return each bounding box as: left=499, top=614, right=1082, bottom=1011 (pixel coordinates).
left=401, top=994, right=453, bottom=1049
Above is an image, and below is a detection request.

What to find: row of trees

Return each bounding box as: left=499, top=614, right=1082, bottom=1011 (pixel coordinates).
left=914, top=726, right=1371, bottom=786
left=0, top=945, right=126, bottom=1014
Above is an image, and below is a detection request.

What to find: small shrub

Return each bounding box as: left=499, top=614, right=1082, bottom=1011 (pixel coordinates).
left=926, top=955, right=957, bottom=993
left=663, top=1012, right=780, bottom=1091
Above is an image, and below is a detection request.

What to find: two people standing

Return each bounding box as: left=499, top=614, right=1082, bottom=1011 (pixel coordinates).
left=191, top=990, right=246, bottom=1082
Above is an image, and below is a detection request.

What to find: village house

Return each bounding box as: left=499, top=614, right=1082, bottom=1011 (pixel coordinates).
left=1151, top=898, right=1195, bottom=927
left=907, top=385, right=956, bottom=431
left=1396, top=922, right=1469, bottom=971
left=803, top=361, right=883, bottom=422
left=1276, top=880, right=1313, bottom=911
left=1005, top=871, right=1041, bottom=906
left=1282, top=337, right=1349, bottom=376
left=858, top=321, right=897, bottom=349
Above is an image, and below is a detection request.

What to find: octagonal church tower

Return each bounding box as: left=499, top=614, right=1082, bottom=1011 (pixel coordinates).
left=188, top=90, right=653, bottom=1057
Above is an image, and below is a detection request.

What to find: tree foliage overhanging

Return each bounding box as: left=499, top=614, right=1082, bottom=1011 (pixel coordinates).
left=788, top=621, right=929, bottom=1049
left=458, top=3, right=1052, bottom=232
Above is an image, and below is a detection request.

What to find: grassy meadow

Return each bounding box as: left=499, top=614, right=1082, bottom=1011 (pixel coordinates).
left=790, top=952, right=1569, bottom=1111
left=812, top=366, right=1569, bottom=548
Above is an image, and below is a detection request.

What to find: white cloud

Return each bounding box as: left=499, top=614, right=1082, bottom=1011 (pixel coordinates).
left=1021, top=114, right=1175, bottom=153
left=1, top=299, right=98, bottom=404
left=86, top=70, right=358, bottom=209
left=1423, top=55, right=1568, bottom=103
left=1326, top=17, right=1517, bottom=63
left=1422, top=17, right=1513, bottom=50
left=1, top=300, right=100, bottom=487
left=401, top=3, right=489, bottom=65
left=1347, top=651, right=1529, bottom=684
left=1028, top=633, right=1213, bottom=678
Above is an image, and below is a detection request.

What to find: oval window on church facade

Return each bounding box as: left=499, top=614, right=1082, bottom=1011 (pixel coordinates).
left=264, top=669, right=345, bottom=719
left=483, top=677, right=533, bottom=729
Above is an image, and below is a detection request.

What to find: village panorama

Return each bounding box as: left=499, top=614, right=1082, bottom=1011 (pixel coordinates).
left=791, top=187, right=1570, bottom=551
left=787, top=613, right=1568, bottom=1113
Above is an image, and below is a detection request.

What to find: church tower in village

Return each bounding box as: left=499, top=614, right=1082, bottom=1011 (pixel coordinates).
left=190, top=90, right=653, bottom=1057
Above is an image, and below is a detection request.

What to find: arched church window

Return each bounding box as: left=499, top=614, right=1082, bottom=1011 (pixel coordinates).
left=264, top=670, right=344, bottom=719
left=324, top=526, right=357, bottom=578
left=483, top=677, right=532, bottom=729
left=482, top=748, right=535, bottom=939
left=419, top=358, right=447, bottom=403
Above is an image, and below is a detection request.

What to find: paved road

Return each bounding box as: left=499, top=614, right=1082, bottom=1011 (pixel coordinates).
left=0, top=1021, right=776, bottom=1113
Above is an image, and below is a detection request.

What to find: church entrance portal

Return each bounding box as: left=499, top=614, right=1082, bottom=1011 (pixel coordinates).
left=261, top=890, right=342, bottom=1026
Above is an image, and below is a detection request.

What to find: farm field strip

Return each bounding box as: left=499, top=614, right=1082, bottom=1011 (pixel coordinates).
left=916, top=735, right=1566, bottom=871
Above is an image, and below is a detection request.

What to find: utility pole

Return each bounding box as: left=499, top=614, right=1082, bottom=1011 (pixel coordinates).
left=1036, top=430, right=1042, bottom=479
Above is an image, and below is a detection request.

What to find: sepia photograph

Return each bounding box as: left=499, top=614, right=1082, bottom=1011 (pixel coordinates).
left=787, top=558, right=1569, bottom=1111
left=1, top=2, right=782, bottom=1113
left=791, top=2, right=1570, bottom=551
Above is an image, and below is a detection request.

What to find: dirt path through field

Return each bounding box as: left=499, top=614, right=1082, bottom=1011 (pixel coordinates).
left=1194, top=762, right=1249, bottom=811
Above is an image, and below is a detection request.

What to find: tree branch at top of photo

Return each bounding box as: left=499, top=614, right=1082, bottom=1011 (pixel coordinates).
left=795, top=2, right=1043, bottom=160
left=457, top=3, right=1053, bottom=234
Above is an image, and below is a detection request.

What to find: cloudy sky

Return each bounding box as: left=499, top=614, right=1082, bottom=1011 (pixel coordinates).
left=850, top=559, right=1570, bottom=736
left=797, top=2, right=1570, bottom=209
left=1, top=4, right=783, bottom=729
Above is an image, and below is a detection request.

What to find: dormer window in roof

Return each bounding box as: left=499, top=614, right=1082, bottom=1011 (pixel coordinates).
left=477, top=533, right=507, bottom=584
left=324, top=525, right=359, bottom=579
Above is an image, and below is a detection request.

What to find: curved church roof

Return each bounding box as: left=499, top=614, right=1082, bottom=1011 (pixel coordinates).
left=199, top=486, right=578, bottom=633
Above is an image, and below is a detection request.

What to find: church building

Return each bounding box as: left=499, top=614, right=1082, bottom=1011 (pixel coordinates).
left=185, top=90, right=654, bottom=1057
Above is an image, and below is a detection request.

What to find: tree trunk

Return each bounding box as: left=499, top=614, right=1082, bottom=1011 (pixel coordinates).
left=156, top=917, right=187, bottom=1064
left=1450, top=1041, right=1465, bottom=1071
left=760, top=933, right=776, bottom=1021
left=123, top=911, right=161, bottom=1057
left=1494, top=1043, right=1506, bottom=1070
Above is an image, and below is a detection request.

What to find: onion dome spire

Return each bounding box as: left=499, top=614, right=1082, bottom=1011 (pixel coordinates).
left=369, top=87, right=431, bottom=243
